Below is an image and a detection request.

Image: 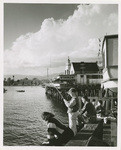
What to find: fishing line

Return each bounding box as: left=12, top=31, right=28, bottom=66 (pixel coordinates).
left=47, top=78, right=65, bottom=100
left=46, top=78, right=69, bottom=125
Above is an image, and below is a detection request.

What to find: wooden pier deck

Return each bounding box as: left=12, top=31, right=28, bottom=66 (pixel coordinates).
left=66, top=124, right=98, bottom=146
left=66, top=120, right=111, bottom=146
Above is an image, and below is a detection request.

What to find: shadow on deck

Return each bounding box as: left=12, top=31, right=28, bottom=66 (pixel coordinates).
left=66, top=120, right=111, bottom=146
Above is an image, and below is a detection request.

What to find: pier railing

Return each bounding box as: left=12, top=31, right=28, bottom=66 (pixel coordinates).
left=45, top=84, right=101, bottom=102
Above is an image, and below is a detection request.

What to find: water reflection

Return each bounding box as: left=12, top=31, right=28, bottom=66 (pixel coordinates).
left=4, top=86, right=68, bottom=146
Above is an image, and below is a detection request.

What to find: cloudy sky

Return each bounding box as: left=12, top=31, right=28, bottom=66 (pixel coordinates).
left=4, top=3, right=118, bottom=76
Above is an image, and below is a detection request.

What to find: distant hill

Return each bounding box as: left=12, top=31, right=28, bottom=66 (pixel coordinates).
left=4, top=73, right=64, bottom=81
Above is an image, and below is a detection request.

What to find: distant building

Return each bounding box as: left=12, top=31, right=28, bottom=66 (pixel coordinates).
left=63, top=57, right=102, bottom=85
left=53, top=74, right=75, bottom=89
left=65, top=56, right=71, bottom=75
left=52, top=58, right=102, bottom=95
left=70, top=62, right=99, bottom=74
left=70, top=62, right=102, bottom=84
left=59, top=74, right=75, bottom=82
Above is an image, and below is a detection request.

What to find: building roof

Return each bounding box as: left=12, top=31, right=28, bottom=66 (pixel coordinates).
left=72, top=62, right=99, bottom=73
left=102, top=34, right=118, bottom=50
left=104, top=34, right=118, bottom=40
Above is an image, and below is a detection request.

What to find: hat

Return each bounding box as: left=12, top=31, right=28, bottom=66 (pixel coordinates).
left=41, top=112, right=54, bottom=121
left=67, top=88, right=76, bottom=94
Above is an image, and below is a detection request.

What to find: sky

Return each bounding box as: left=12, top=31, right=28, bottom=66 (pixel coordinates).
left=4, top=3, right=118, bottom=76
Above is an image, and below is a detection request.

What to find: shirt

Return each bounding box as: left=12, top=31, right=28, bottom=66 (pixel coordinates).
left=64, top=97, right=79, bottom=113
left=47, top=117, right=67, bottom=139
left=82, top=102, right=96, bottom=116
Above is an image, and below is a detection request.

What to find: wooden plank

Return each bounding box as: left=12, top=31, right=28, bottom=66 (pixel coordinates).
left=66, top=140, right=87, bottom=146
left=65, top=124, right=98, bottom=146
left=72, top=133, right=92, bottom=140
left=82, top=124, right=98, bottom=131
left=103, top=123, right=111, bottom=146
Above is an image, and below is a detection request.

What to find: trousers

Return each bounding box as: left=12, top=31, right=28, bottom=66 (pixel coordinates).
left=68, top=111, right=79, bottom=136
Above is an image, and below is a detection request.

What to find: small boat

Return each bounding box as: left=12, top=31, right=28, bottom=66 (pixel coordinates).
left=17, top=90, right=25, bottom=92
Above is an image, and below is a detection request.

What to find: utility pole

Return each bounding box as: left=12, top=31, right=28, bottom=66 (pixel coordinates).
left=47, top=68, right=49, bottom=79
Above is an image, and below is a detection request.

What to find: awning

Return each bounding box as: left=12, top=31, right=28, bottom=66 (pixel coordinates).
left=103, top=80, right=118, bottom=92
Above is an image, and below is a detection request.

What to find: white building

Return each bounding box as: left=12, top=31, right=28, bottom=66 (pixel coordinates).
left=65, top=60, right=102, bottom=85
left=65, top=56, right=71, bottom=75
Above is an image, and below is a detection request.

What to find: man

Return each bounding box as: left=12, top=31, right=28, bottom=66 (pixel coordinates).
left=63, top=88, right=79, bottom=136
left=96, top=100, right=105, bottom=117
left=92, top=99, right=96, bottom=107
left=81, top=96, right=96, bottom=123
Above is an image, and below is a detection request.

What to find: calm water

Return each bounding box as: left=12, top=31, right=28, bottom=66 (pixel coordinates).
left=4, top=86, right=68, bottom=146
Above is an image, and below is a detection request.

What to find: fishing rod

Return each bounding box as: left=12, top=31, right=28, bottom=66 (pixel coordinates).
left=47, top=78, right=65, bottom=100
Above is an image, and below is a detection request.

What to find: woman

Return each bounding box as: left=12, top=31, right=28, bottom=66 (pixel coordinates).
left=41, top=112, right=74, bottom=146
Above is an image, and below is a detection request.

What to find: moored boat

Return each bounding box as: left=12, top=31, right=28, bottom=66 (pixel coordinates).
left=17, top=90, right=25, bottom=92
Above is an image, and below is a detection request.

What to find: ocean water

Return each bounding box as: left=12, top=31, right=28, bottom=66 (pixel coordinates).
left=4, top=86, right=68, bottom=146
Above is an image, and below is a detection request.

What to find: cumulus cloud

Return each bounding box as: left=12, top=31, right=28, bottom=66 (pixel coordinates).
left=103, top=12, right=118, bottom=27
left=69, top=38, right=98, bottom=58
left=4, top=4, right=117, bottom=75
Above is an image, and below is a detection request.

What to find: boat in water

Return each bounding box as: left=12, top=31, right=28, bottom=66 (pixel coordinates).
left=17, top=90, right=25, bottom=92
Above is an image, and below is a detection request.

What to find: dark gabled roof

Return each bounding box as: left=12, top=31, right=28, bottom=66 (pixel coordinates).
left=72, top=62, right=99, bottom=73
left=104, top=34, right=118, bottom=40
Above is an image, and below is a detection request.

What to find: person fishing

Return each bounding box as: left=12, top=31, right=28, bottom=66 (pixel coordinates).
left=63, top=88, right=79, bottom=136
left=95, top=100, right=105, bottom=117
left=80, top=96, right=96, bottom=123
left=46, top=82, right=81, bottom=134
left=41, top=112, right=74, bottom=146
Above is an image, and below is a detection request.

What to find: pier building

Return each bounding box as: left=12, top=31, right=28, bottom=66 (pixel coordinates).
left=101, top=34, right=118, bottom=92
left=100, top=34, right=118, bottom=114
left=100, top=34, right=118, bottom=146
left=64, top=56, right=102, bottom=85
left=70, top=62, right=102, bottom=85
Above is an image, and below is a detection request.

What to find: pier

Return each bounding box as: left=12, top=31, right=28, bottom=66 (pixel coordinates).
left=45, top=84, right=117, bottom=146
left=45, top=83, right=101, bottom=104
left=66, top=119, right=116, bottom=146
left=45, top=84, right=65, bottom=104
